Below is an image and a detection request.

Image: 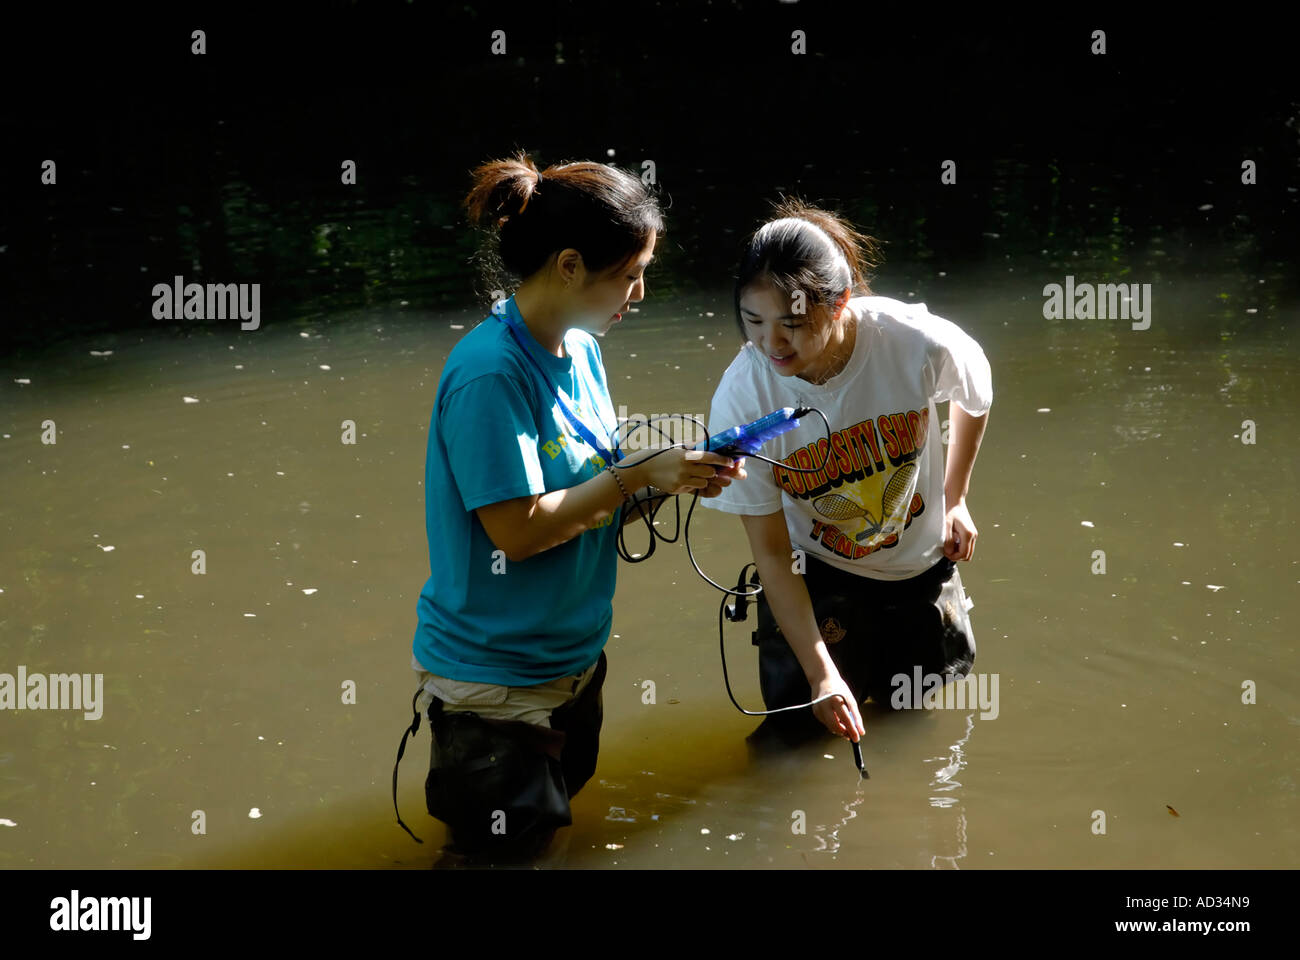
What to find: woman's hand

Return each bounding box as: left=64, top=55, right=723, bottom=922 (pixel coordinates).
left=943, top=497, right=977, bottom=561
left=811, top=670, right=865, bottom=742
left=619, top=447, right=737, bottom=496
left=700, top=456, right=745, bottom=498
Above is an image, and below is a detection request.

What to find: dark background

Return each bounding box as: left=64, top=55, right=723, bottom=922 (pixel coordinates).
left=2, top=1, right=1296, bottom=353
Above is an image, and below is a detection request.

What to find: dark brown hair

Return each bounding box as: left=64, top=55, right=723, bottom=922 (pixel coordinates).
left=733, top=197, right=883, bottom=337
left=464, top=151, right=663, bottom=294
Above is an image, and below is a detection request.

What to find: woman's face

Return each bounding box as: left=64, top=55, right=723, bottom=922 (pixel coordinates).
left=738, top=277, right=845, bottom=381
left=568, top=233, right=656, bottom=335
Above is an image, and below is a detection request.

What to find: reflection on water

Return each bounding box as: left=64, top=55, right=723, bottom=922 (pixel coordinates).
left=809, top=783, right=867, bottom=858
left=2, top=222, right=1297, bottom=869
left=927, top=713, right=973, bottom=869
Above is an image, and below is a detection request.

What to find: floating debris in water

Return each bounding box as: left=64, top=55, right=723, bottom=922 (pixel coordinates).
left=823, top=754, right=835, bottom=760
left=0, top=818, right=16, bottom=827
left=1037, top=408, right=1050, bottom=413
left=1166, top=805, right=1180, bottom=817
left=302, top=588, right=318, bottom=595
left=700, top=828, right=710, bottom=835
left=604, top=843, right=624, bottom=850
left=243, top=613, right=256, bottom=618
left=450, top=324, right=465, bottom=330
left=182, top=396, right=199, bottom=403
left=1206, top=585, right=1225, bottom=592
left=14, top=378, right=31, bottom=385
left=1173, top=542, right=1185, bottom=547
left=1080, top=521, right=1094, bottom=528
left=248, top=808, right=262, bottom=819
left=98, top=545, right=115, bottom=552
left=89, top=350, right=113, bottom=356
left=726, top=833, right=744, bottom=841
left=319, top=364, right=331, bottom=371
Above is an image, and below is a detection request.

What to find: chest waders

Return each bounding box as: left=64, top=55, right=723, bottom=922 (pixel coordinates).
left=391, top=651, right=607, bottom=858
left=742, top=555, right=976, bottom=748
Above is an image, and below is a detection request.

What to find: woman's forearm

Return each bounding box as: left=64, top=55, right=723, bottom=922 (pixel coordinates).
left=944, top=404, right=989, bottom=503
left=479, top=461, right=650, bottom=562
left=751, top=545, right=838, bottom=688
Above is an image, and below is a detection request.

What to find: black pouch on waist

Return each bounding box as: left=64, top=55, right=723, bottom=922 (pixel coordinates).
left=424, top=701, right=572, bottom=856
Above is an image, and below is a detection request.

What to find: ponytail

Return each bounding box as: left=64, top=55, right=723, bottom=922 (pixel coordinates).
left=464, top=150, right=663, bottom=296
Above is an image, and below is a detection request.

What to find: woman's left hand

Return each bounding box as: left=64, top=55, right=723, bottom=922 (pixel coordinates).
left=943, top=498, right=977, bottom=561
left=699, top=457, right=746, bottom=498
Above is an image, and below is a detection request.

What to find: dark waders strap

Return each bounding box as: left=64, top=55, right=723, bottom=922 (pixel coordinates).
left=392, top=686, right=426, bottom=843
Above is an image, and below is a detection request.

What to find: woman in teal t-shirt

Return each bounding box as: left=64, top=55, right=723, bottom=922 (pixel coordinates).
left=396, top=153, right=742, bottom=862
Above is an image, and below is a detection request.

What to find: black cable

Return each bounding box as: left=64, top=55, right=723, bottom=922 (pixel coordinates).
left=613, top=406, right=835, bottom=579
left=610, top=406, right=867, bottom=736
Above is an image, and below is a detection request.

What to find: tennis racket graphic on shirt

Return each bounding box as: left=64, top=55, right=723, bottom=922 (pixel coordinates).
left=813, top=462, right=919, bottom=542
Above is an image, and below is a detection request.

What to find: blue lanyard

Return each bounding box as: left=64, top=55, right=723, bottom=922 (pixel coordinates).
left=493, top=299, right=621, bottom=464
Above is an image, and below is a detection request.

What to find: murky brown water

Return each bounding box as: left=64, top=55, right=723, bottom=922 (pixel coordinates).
left=2, top=262, right=1297, bottom=869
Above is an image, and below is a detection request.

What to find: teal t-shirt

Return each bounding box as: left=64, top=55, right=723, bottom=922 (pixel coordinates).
left=412, top=295, right=621, bottom=685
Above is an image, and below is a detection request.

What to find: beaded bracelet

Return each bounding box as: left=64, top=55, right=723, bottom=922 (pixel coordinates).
left=606, top=463, right=631, bottom=502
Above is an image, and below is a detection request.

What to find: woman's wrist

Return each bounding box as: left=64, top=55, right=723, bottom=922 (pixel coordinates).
left=617, top=457, right=650, bottom=492
left=606, top=462, right=632, bottom=503
left=804, top=652, right=841, bottom=689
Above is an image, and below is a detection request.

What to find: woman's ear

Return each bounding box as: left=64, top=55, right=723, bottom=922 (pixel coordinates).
left=556, top=248, right=584, bottom=288
left=829, top=287, right=851, bottom=323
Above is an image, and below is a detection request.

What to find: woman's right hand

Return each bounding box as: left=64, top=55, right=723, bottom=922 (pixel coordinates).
left=811, top=671, right=865, bottom=742
left=619, top=447, right=736, bottom=496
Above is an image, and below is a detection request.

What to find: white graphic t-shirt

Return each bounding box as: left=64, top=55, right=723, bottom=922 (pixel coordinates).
left=700, top=296, right=992, bottom=581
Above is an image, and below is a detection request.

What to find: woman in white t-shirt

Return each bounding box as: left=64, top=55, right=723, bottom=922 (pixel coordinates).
left=701, top=199, right=992, bottom=748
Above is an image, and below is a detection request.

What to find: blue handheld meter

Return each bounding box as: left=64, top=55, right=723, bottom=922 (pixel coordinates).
left=697, top=407, right=806, bottom=457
